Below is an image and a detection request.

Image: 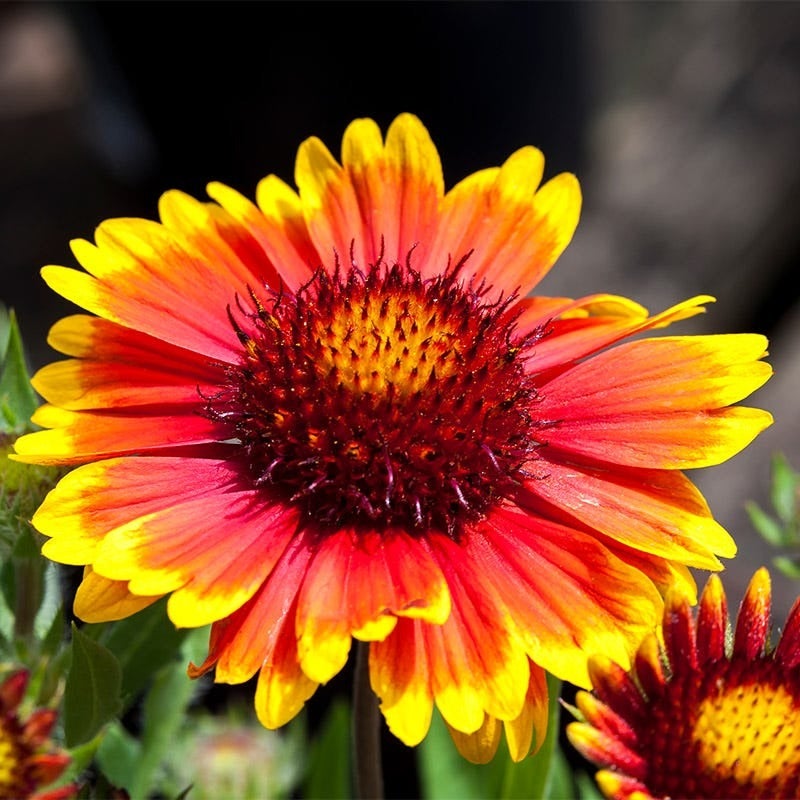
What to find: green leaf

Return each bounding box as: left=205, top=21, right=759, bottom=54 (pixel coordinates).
left=492, top=673, right=563, bottom=800
left=64, top=623, right=123, bottom=746
left=770, top=453, right=799, bottom=526
left=59, top=732, right=104, bottom=788
left=95, top=720, right=141, bottom=793
left=304, top=699, right=353, bottom=800
left=127, top=628, right=207, bottom=798
left=0, top=307, right=39, bottom=434
left=544, top=746, right=579, bottom=800
left=745, top=501, right=786, bottom=546
left=96, top=597, right=189, bottom=702
left=576, top=768, right=606, bottom=800
left=417, top=708, right=497, bottom=800
left=773, top=554, right=800, bottom=581
left=418, top=674, right=565, bottom=800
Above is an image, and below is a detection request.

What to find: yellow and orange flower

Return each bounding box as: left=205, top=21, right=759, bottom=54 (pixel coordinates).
left=14, top=114, right=771, bottom=762
left=567, top=568, right=800, bottom=798
left=0, top=670, right=77, bottom=800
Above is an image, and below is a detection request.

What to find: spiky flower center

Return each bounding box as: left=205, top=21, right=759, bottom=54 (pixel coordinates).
left=207, top=256, right=541, bottom=535
left=644, top=659, right=800, bottom=799
left=0, top=718, right=27, bottom=795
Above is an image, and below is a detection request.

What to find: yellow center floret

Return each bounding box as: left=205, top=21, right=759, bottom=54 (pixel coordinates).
left=0, top=721, right=24, bottom=795
left=313, top=284, right=463, bottom=398
left=644, top=658, right=800, bottom=799
left=693, top=680, right=800, bottom=785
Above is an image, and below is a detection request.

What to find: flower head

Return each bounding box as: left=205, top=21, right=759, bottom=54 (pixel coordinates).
left=0, top=670, right=77, bottom=800
left=14, top=114, right=772, bottom=762
left=162, top=709, right=302, bottom=800
left=567, top=568, right=800, bottom=799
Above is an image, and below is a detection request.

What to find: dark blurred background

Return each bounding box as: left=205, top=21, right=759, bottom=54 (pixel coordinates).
left=2, top=0, right=799, bottom=793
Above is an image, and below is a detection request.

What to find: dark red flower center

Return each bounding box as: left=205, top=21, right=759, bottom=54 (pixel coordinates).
left=207, top=254, right=543, bottom=536
left=642, top=658, right=800, bottom=799
left=0, top=717, right=31, bottom=795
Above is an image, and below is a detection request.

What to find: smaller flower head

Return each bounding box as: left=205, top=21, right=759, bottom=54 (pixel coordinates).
left=162, top=709, right=303, bottom=800
left=0, top=670, right=77, bottom=800
left=567, top=568, right=800, bottom=799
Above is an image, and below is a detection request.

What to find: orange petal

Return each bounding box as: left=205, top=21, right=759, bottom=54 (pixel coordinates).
left=341, top=114, right=443, bottom=268
left=537, top=333, right=772, bottom=468
left=503, top=663, right=550, bottom=761
left=212, top=178, right=319, bottom=289
left=473, top=504, right=662, bottom=687
left=295, top=527, right=451, bottom=684
left=158, top=188, right=283, bottom=289
left=371, top=532, right=532, bottom=744
left=542, top=333, right=771, bottom=414
left=254, top=609, right=319, bottom=729
left=93, top=485, right=299, bottom=628
left=207, top=532, right=316, bottom=686
left=447, top=714, right=502, bottom=764
left=33, top=457, right=239, bottom=565
left=520, top=460, right=735, bottom=569
left=695, top=573, right=728, bottom=663
left=13, top=405, right=220, bottom=465
left=295, top=133, right=367, bottom=269
left=734, top=567, right=772, bottom=659
left=44, top=211, right=258, bottom=361
left=422, top=534, right=530, bottom=732
left=45, top=314, right=223, bottom=377
left=31, top=358, right=219, bottom=411
left=427, top=148, right=580, bottom=296
left=370, top=617, right=435, bottom=747
left=542, top=407, right=772, bottom=470
left=523, top=295, right=712, bottom=375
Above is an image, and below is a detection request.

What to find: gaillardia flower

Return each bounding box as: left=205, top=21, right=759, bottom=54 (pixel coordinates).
left=567, top=569, right=800, bottom=798
left=0, top=670, right=77, bottom=800
left=14, top=114, right=771, bottom=762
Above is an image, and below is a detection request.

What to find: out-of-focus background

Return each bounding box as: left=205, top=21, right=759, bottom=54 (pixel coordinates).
left=1, top=0, right=799, bottom=791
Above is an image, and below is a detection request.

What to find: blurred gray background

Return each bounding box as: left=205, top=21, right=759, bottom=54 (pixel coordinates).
left=1, top=1, right=798, bottom=631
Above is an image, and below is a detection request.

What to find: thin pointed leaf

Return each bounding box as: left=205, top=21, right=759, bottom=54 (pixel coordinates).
left=773, top=555, right=800, bottom=581
left=0, top=309, right=39, bottom=433
left=746, top=501, right=786, bottom=546
left=770, top=453, right=799, bottom=525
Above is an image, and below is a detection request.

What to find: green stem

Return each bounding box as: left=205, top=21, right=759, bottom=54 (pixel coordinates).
left=352, top=641, right=384, bottom=799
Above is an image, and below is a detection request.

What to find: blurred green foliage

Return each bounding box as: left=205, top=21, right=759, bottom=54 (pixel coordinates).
left=746, top=453, right=800, bottom=580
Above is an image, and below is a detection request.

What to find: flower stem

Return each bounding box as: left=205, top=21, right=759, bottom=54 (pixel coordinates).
left=353, top=641, right=384, bottom=799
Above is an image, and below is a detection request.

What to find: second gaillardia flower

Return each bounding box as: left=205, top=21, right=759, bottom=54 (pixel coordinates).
left=14, top=114, right=771, bottom=762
